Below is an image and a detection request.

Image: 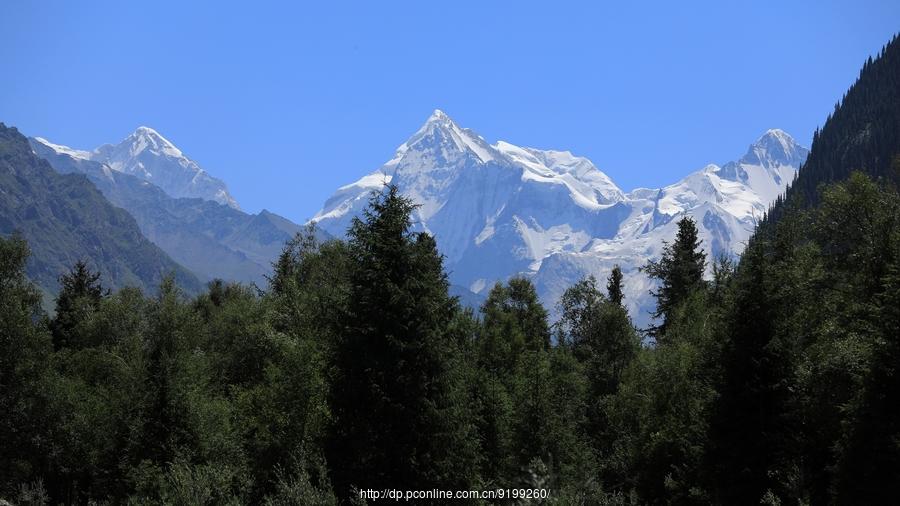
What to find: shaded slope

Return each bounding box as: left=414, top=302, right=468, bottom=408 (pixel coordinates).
left=0, top=123, right=201, bottom=295
left=31, top=137, right=311, bottom=286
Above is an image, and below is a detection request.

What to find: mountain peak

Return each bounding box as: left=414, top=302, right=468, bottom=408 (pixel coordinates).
left=388, top=109, right=497, bottom=165
left=125, top=126, right=183, bottom=158
left=134, top=125, right=160, bottom=135
left=741, top=128, right=808, bottom=168
left=417, top=108, right=462, bottom=134
left=426, top=109, right=451, bottom=123
left=756, top=128, right=795, bottom=148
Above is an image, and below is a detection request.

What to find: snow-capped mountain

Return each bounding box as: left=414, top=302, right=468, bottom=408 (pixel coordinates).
left=531, top=128, right=808, bottom=323
left=312, top=110, right=808, bottom=325
left=34, top=127, right=239, bottom=209
left=31, top=135, right=308, bottom=288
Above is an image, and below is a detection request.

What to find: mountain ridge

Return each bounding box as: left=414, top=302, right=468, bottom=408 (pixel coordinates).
left=41, top=126, right=240, bottom=209
left=0, top=122, right=203, bottom=297
left=30, top=136, right=309, bottom=287
left=312, top=110, right=808, bottom=324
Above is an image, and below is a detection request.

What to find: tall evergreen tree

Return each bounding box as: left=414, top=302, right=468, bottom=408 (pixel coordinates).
left=606, top=265, right=625, bottom=307
left=642, top=216, right=707, bottom=339
left=327, top=185, right=475, bottom=498
left=50, top=260, right=106, bottom=350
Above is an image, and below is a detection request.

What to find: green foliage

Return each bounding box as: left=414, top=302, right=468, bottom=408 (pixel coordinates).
left=479, top=277, right=551, bottom=373
left=2, top=172, right=899, bottom=504
left=765, top=34, right=900, bottom=218
left=557, top=275, right=639, bottom=393
left=4, top=34, right=900, bottom=501
left=262, top=458, right=337, bottom=506
left=607, top=265, right=625, bottom=307
left=51, top=260, right=107, bottom=350
left=642, top=216, right=707, bottom=339
left=608, top=290, right=721, bottom=503
left=327, top=185, right=478, bottom=498
left=0, top=235, right=55, bottom=497
left=704, top=171, right=900, bottom=504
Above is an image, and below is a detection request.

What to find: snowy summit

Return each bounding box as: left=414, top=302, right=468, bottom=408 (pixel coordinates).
left=34, top=127, right=240, bottom=209
left=311, top=110, right=808, bottom=324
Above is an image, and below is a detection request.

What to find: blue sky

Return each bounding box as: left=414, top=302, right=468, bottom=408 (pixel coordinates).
left=1, top=1, right=898, bottom=221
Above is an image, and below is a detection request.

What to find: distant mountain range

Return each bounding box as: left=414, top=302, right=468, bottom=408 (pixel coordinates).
left=311, top=110, right=808, bottom=324
left=5, top=112, right=806, bottom=322
left=0, top=123, right=201, bottom=298
left=30, top=130, right=308, bottom=288
left=36, top=127, right=239, bottom=208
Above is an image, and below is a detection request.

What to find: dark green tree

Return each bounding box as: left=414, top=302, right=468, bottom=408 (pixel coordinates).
left=642, top=216, right=707, bottom=339
left=832, top=226, right=900, bottom=504
left=606, top=265, right=625, bottom=307
left=50, top=260, right=107, bottom=350
left=556, top=275, right=639, bottom=489
left=479, top=277, right=550, bottom=371
left=476, top=277, right=596, bottom=494
left=0, top=234, right=56, bottom=497
left=268, top=224, right=350, bottom=344
left=327, top=185, right=476, bottom=497
left=557, top=276, right=638, bottom=393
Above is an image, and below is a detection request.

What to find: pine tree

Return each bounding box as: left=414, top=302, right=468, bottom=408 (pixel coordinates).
left=50, top=260, right=106, bottom=350
left=327, top=185, right=476, bottom=497
left=606, top=265, right=625, bottom=307
left=642, top=216, right=707, bottom=339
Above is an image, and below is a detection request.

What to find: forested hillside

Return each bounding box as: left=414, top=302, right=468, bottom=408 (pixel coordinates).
left=0, top=124, right=201, bottom=297
left=767, top=33, right=900, bottom=221
left=1, top=35, right=899, bottom=506
left=705, top=33, right=900, bottom=504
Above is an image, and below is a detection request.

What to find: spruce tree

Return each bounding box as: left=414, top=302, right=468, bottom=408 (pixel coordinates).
left=642, top=216, right=706, bottom=339
left=327, top=185, right=475, bottom=497
left=606, top=265, right=624, bottom=307
left=51, top=260, right=106, bottom=350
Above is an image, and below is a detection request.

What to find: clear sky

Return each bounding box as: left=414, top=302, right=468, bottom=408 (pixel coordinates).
left=1, top=1, right=898, bottom=222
